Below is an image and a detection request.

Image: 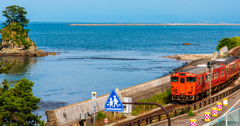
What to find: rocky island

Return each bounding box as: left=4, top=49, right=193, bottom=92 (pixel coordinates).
left=0, top=5, right=56, bottom=57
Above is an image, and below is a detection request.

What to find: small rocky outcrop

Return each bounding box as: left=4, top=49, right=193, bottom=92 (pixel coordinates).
left=182, top=43, right=192, bottom=45
left=0, top=23, right=57, bottom=57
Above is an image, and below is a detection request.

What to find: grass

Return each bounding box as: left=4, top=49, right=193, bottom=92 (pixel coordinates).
left=188, top=110, right=194, bottom=117
left=95, top=112, right=126, bottom=126
left=131, top=88, right=172, bottom=116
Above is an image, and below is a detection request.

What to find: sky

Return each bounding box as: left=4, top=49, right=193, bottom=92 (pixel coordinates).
left=0, top=0, right=240, bottom=23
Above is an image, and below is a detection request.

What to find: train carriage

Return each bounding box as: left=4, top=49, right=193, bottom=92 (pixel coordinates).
left=171, top=56, right=240, bottom=102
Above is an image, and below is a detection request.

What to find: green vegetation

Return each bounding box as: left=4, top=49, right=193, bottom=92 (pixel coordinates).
left=216, top=36, right=240, bottom=51
left=188, top=110, right=194, bottom=117
left=0, top=60, right=16, bottom=73
left=2, top=5, right=29, bottom=28
left=1, top=23, right=32, bottom=49
left=0, top=5, right=35, bottom=49
left=0, top=78, right=44, bottom=126
left=97, top=111, right=106, bottom=120
left=131, top=88, right=172, bottom=116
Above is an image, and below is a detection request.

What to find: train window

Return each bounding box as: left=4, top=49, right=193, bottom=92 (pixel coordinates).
left=215, top=72, right=217, bottom=79
left=180, top=78, right=185, bottom=83
left=206, top=76, right=208, bottom=82
left=199, top=77, right=201, bottom=85
left=212, top=73, right=214, bottom=80
left=226, top=67, right=229, bottom=74
left=221, top=69, right=224, bottom=77
left=180, top=74, right=185, bottom=76
left=171, top=77, right=178, bottom=82
left=187, top=77, right=196, bottom=82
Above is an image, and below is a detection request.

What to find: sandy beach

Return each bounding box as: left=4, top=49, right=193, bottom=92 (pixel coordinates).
left=163, top=54, right=213, bottom=61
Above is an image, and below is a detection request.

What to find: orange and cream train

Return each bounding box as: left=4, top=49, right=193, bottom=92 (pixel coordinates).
left=171, top=57, right=240, bottom=102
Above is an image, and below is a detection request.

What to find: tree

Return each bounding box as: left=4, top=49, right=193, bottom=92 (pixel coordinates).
left=0, top=78, right=45, bottom=126
left=2, top=5, right=29, bottom=28
left=216, top=36, right=240, bottom=51
left=0, top=60, right=16, bottom=73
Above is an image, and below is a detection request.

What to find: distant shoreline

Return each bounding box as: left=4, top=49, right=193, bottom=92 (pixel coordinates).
left=68, top=23, right=240, bottom=26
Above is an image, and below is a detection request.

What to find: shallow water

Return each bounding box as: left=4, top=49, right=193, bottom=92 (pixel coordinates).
left=0, top=23, right=240, bottom=121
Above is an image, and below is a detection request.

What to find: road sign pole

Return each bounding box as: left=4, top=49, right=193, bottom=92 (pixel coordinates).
left=92, top=92, right=97, bottom=126
left=94, top=99, right=95, bottom=126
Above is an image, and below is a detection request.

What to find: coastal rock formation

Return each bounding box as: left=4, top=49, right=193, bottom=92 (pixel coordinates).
left=0, top=23, right=57, bottom=57
left=182, top=42, right=192, bottom=45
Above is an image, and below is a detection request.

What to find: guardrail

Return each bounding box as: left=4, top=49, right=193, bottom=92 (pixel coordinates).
left=118, top=84, right=240, bottom=126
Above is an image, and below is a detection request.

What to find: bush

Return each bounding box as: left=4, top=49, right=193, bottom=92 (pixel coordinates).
left=22, top=38, right=31, bottom=49
left=97, top=111, right=106, bottom=120
left=188, top=110, right=194, bottom=117
left=216, top=36, right=240, bottom=51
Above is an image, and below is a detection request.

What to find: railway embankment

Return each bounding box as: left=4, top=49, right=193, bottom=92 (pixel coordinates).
left=46, top=75, right=171, bottom=126
left=45, top=55, right=211, bottom=126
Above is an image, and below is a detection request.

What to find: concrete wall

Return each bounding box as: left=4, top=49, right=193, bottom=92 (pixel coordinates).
left=46, top=75, right=171, bottom=126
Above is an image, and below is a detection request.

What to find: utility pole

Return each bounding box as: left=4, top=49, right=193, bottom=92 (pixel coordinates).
left=209, top=52, right=217, bottom=97
left=209, top=59, right=211, bottom=97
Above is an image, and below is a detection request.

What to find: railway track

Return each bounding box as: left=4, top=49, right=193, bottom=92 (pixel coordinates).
left=116, top=74, right=240, bottom=126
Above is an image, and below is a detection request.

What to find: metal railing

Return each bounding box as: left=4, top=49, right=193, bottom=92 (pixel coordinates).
left=118, top=84, right=240, bottom=126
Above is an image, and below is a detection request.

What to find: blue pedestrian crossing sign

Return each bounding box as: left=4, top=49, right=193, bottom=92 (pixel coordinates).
left=105, top=89, right=123, bottom=112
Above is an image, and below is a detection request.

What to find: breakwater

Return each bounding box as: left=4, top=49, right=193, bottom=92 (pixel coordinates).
left=68, top=23, right=240, bottom=26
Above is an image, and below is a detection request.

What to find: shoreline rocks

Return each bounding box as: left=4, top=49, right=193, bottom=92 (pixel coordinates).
left=0, top=48, right=58, bottom=57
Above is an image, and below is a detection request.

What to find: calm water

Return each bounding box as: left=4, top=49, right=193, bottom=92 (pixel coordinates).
left=1, top=22, right=240, bottom=120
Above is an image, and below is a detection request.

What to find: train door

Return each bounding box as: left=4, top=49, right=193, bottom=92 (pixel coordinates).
left=179, top=77, right=186, bottom=94
left=226, top=66, right=229, bottom=80
left=201, top=75, right=205, bottom=95
left=202, top=75, right=205, bottom=87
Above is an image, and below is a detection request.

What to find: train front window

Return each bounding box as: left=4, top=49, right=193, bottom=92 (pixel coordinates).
left=171, top=77, right=178, bottom=82
left=187, top=77, right=196, bottom=82
left=180, top=78, right=185, bottom=83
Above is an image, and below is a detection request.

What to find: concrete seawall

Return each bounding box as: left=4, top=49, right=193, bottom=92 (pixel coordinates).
left=46, top=75, right=171, bottom=126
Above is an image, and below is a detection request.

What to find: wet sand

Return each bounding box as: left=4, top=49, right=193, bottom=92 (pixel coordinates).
left=163, top=54, right=213, bottom=61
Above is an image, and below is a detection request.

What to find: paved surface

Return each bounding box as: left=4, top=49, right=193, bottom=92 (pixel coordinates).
left=170, top=91, right=240, bottom=126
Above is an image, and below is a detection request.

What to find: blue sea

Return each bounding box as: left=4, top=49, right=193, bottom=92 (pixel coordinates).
left=1, top=22, right=240, bottom=121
